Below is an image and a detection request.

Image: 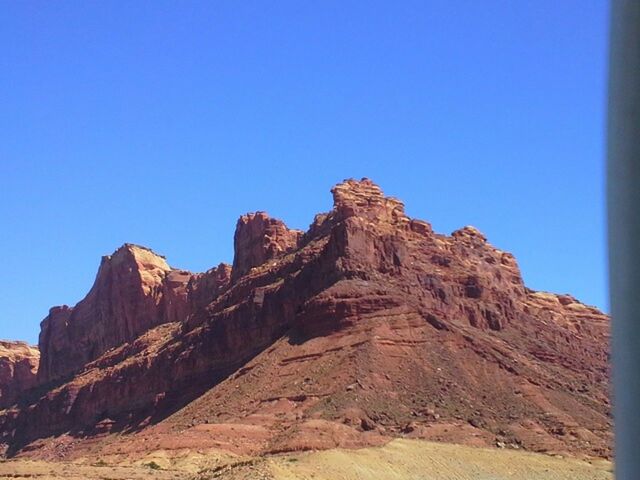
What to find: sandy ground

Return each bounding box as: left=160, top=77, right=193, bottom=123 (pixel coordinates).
left=0, top=439, right=612, bottom=480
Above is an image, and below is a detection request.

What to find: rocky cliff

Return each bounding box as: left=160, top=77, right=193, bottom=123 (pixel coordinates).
left=0, top=178, right=610, bottom=460
left=37, top=244, right=192, bottom=384
left=232, top=212, right=302, bottom=281
left=0, top=341, right=39, bottom=408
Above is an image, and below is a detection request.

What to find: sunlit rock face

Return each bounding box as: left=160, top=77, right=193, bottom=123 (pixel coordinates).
left=37, top=244, right=192, bottom=384
left=0, top=341, right=39, bottom=408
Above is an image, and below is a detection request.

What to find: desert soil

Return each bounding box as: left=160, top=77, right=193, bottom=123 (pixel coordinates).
left=0, top=439, right=612, bottom=480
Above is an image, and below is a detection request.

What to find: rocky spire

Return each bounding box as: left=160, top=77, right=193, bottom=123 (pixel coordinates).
left=331, top=178, right=408, bottom=225
left=232, top=212, right=302, bottom=281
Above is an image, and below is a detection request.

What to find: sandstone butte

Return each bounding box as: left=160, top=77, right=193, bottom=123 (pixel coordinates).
left=0, top=178, right=610, bottom=462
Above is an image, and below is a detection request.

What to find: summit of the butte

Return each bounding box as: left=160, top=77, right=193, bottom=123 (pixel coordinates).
left=0, top=178, right=610, bottom=461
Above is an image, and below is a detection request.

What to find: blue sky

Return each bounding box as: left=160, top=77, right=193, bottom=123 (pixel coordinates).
left=1, top=1, right=609, bottom=344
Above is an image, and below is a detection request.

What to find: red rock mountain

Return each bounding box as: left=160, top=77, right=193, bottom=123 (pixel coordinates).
left=0, top=178, right=610, bottom=459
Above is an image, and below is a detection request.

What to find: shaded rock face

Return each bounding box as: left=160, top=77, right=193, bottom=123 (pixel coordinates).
left=37, top=244, right=192, bottom=384
left=0, top=178, right=611, bottom=460
left=187, top=263, right=232, bottom=312
left=0, top=341, right=39, bottom=408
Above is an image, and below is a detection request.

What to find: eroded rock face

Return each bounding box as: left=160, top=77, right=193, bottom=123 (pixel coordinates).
left=37, top=244, right=193, bottom=384
left=0, top=341, right=39, bottom=408
left=331, top=177, right=409, bottom=226
left=0, top=178, right=611, bottom=460
left=188, top=263, right=232, bottom=312
left=232, top=212, right=302, bottom=281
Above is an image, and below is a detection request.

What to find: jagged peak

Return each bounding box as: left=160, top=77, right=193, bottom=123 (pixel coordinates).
left=330, top=177, right=407, bottom=224
left=103, top=243, right=170, bottom=270
left=331, top=177, right=381, bottom=200
left=451, top=225, right=487, bottom=243
left=96, top=244, right=178, bottom=295
left=235, top=212, right=303, bottom=234
left=232, top=212, right=302, bottom=281
left=207, top=262, right=232, bottom=275
left=237, top=211, right=271, bottom=224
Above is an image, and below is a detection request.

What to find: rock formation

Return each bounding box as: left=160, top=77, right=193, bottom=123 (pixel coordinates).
left=0, top=178, right=611, bottom=460
left=232, top=212, right=302, bottom=281
left=0, top=341, right=39, bottom=408
left=37, top=244, right=192, bottom=384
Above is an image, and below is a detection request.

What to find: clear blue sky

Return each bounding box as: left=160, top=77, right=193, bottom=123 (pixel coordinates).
left=1, top=1, right=609, bottom=344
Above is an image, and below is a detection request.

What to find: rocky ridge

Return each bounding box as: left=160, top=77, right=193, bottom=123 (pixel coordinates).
left=0, top=178, right=610, bottom=460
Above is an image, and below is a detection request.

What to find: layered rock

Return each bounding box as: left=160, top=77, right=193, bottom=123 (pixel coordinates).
left=232, top=212, right=302, bottom=281
left=331, top=177, right=409, bottom=226
left=187, top=263, right=232, bottom=312
left=37, top=244, right=192, bottom=384
left=0, top=178, right=611, bottom=460
left=0, top=341, right=39, bottom=408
